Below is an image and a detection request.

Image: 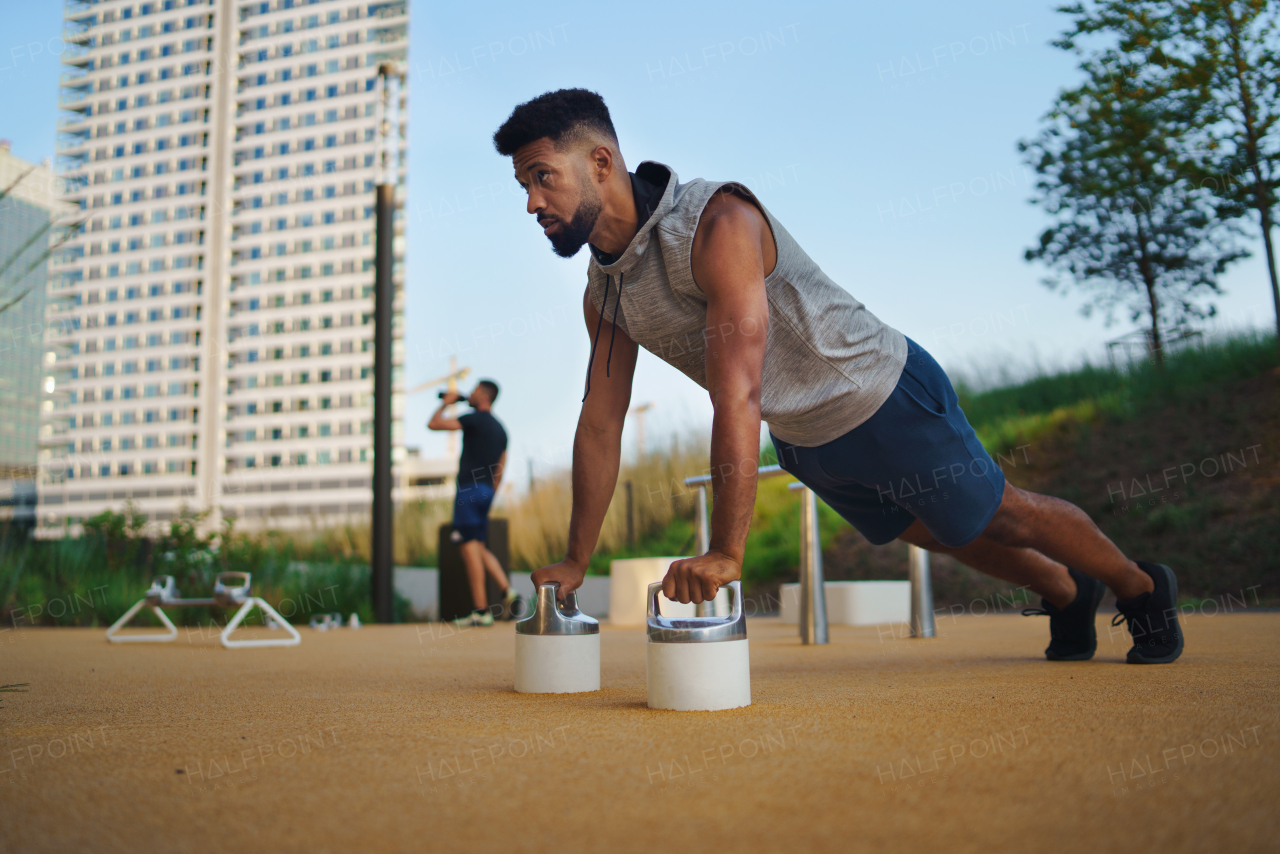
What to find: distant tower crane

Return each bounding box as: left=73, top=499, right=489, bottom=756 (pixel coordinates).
left=628, top=402, right=654, bottom=459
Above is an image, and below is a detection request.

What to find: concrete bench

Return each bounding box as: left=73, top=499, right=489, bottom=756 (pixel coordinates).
left=608, top=557, right=730, bottom=625
left=779, top=580, right=910, bottom=626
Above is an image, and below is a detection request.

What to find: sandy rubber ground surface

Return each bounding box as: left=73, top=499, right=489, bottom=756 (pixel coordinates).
left=1, top=612, right=1277, bottom=854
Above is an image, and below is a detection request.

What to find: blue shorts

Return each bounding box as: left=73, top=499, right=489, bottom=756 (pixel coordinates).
left=771, top=337, right=1005, bottom=548
left=452, top=483, right=495, bottom=543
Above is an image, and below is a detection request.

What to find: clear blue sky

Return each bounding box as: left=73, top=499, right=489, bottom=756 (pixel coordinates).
left=2, top=0, right=1273, bottom=492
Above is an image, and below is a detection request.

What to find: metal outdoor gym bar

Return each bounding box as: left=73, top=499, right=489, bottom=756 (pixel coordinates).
left=682, top=465, right=936, bottom=643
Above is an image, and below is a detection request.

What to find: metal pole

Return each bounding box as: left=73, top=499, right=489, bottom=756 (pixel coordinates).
left=694, top=483, right=709, bottom=555
left=370, top=64, right=399, bottom=624
left=790, top=482, right=828, bottom=644
left=694, top=484, right=712, bottom=616
left=908, top=544, right=935, bottom=638
left=625, top=480, right=634, bottom=549
left=682, top=466, right=788, bottom=618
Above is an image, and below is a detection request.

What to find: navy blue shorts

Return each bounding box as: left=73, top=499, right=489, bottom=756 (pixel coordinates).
left=771, top=337, right=1005, bottom=548
left=452, top=483, right=495, bottom=543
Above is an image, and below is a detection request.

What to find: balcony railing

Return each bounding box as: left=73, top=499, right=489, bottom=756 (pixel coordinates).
left=367, top=23, right=407, bottom=43
left=59, top=71, right=93, bottom=88
left=57, top=114, right=90, bottom=131
left=59, top=89, right=91, bottom=107
left=55, top=130, right=90, bottom=156
left=63, top=17, right=92, bottom=37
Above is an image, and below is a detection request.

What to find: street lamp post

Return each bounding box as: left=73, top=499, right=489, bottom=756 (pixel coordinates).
left=370, top=62, right=402, bottom=624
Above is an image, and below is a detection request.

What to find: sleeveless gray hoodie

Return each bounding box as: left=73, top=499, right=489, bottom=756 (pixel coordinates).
left=587, top=161, right=906, bottom=448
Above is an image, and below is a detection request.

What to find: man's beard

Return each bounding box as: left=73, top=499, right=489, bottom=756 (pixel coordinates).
left=545, top=189, right=602, bottom=258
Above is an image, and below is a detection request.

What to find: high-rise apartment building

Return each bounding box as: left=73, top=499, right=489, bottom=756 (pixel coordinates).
left=40, top=0, right=409, bottom=537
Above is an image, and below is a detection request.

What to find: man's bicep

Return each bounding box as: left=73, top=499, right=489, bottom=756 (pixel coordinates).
left=694, top=207, right=770, bottom=392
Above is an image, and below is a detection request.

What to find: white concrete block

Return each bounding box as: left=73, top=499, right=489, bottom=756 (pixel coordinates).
left=778, top=580, right=911, bottom=626
left=608, top=557, right=715, bottom=626
left=393, top=567, right=439, bottom=622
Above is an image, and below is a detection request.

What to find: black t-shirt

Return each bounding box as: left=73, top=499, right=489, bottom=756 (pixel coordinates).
left=456, top=411, right=508, bottom=488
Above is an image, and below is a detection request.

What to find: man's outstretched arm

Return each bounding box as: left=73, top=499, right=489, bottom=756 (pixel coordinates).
left=663, top=190, right=772, bottom=605
left=531, top=287, right=639, bottom=596
left=427, top=390, right=464, bottom=431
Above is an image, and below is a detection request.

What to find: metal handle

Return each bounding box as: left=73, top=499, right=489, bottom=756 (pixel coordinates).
left=536, top=582, right=581, bottom=617
left=647, top=578, right=743, bottom=621
left=516, top=582, right=599, bottom=635
left=646, top=580, right=746, bottom=643
left=213, top=572, right=252, bottom=607
left=648, top=581, right=664, bottom=621
left=538, top=581, right=561, bottom=617
left=144, top=576, right=178, bottom=606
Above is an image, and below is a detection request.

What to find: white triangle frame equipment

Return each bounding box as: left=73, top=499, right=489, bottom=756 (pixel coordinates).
left=106, top=572, right=300, bottom=649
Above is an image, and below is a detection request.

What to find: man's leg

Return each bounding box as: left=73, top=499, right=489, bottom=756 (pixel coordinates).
left=899, top=481, right=1153, bottom=605
left=459, top=540, right=489, bottom=612
left=481, top=548, right=511, bottom=590
left=898, top=518, right=1078, bottom=607
left=977, top=481, right=1153, bottom=600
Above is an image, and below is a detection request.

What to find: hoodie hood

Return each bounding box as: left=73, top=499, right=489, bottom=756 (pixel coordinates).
left=587, top=161, right=676, bottom=279
left=579, top=162, right=676, bottom=401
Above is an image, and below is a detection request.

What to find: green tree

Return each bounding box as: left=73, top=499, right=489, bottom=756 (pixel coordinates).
left=1022, top=53, right=1247, bottom=364
left=1057, top=0, right=1280, bottom=356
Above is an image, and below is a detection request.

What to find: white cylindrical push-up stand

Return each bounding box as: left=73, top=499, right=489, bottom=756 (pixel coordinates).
left=514, top=582, right=600, bottom=694
left=646, top=580, right=750, bottom=712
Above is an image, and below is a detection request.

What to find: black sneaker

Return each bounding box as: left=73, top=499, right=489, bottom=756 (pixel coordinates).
left=1022, top=567, right=1106, bottom=660
left=1112, top=562, right=1184, bottom=664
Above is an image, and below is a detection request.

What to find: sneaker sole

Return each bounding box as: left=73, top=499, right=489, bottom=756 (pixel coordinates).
left=1126, top=563, right=1184, bottom=665
left=1045, top=573, right=1107, bottom=661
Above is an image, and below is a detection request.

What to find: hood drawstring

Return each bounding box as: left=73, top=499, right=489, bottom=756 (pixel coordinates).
left=605, top=271, right=623, bottom=377
left=581, top=272, right=624, bottom=402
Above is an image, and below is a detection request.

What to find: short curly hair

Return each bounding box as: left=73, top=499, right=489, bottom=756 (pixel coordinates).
left=493, top=88, right=618, bottom=157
